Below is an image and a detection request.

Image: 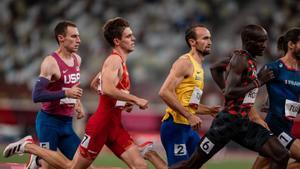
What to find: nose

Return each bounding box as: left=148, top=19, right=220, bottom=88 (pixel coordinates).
left=77, top=37, right=81, bottom=44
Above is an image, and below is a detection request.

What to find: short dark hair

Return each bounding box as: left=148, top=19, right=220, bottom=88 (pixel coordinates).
left=241, top=24, right=265, bottom=44
left=54, top=21, right=77, bottom=44
left=185, top=24, right=206, bottom=48
left=277, top=28, right=300, bottom=54
left=103, top=17, right=130, bottom=47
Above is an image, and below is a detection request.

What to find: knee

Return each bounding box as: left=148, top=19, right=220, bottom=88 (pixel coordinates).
left=274, top=149, right=290, bottom=163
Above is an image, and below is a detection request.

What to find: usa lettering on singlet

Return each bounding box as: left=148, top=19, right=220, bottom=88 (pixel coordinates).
left=41, top=52, right=80, bottom=117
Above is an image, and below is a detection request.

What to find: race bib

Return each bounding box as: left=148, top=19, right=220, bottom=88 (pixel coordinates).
left=60, top=87, right=77, bottom=105
left=174, top=144, right=187, bottom=156
left=189, top=87, right=203, bottom=108
left=115, top=90, right=129, bottom=108
left=285, top=99, right=300, bottom=118
left=200, top=137, right=215, bottom=154
left=242, top=88, right=258, bottom=104
left=277, top=132, right=293, bottom=148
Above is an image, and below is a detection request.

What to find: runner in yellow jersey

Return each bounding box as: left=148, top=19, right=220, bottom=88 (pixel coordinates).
left=159, top=24, right=220, bottom=166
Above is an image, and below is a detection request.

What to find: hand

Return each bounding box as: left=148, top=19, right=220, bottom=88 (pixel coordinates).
left=187, top=114, right=202, bottom=131
left=65, top=83, right=83, bottom=99
left=124, top=102, right=134, bottom=113
left=135, top=98, right=149, bottom=110
left=75, top=100, right=85, bottom=119
left=257, top=67, right=275, bottom=86
left=209, top=106, right=221, bottom=117
left=253, top=118, right=270, bottom=130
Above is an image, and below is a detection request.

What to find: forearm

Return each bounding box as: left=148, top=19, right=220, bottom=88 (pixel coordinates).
left=32, top=77, right=65, bottom=103
left=210, top=67, right=226, bottom=90
left=225, top=81, right=258, bottom=99
left=160, top=90, right=191, bottom=119
left=249, top=107, right=264, bottom=121
left=102, top=86, right=138, bottom=104
left=196, top=104, right=211, bottom=115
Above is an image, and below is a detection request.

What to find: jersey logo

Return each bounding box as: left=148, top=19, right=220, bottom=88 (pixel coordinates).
left=40, top=142, right=50, bottom=149
left=174, top=144, right=187, bottom=156
left=81, top=134, right=91, bottom=148
left=62, top=69, right=69, bottom=74
left=277, top=132, right=293, bottom=148
left=200, top=137, right=215, bottom=154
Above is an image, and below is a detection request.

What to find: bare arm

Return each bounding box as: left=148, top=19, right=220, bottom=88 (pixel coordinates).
left=159, top=57, right=202, bottom=130
left=101, top=55, right=148, bottom=109
left=210, top=57, right=230, bottom=90
left=249, top=107, right=269, bottom=130
left=224, top=53, right=257, bottom=99
left=159, top=57, right=193, bottom=119
left=90, top=71, right=102, bottom=91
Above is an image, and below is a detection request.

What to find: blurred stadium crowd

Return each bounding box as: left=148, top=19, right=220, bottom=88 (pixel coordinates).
left=0, top=0, right=299, bottom=111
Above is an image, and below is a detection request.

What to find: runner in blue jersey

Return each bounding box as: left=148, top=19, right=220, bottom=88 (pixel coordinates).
left=252, top=28, right=300, bottom=169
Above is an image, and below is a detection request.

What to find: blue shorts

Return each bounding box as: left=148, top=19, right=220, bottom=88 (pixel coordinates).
left=36, top=110, right=80, bottom=159
left=160, top=116, right=201, bottom=166
left=265, top=114, right=295, bottom=149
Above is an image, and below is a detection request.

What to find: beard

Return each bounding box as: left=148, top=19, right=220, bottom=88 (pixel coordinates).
left=196, top=48, right=210, bottom=56
left=293, top=50, right=300, bottom=61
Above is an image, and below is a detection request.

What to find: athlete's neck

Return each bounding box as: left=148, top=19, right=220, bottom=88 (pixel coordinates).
left=113, top=48, right=128, bottom=62
left=189, top=49, right=204, bottom=63
left=56, top=48, right=73, bottom=59
left=282, top=52, right=300, bottom=70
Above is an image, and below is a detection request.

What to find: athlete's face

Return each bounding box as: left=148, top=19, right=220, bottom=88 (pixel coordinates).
left=119, top=27, right=136, bottom=53
left=192, top=27, right=212, bottom=56
left=291, top=39, right=300, bottom=60
left=61, top=26, right=81, bottom=53
left=246, top=29, right=268, bottom=56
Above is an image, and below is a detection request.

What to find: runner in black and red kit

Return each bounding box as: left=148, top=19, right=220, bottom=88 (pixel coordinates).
left=170, top=25, right=290, bottom=169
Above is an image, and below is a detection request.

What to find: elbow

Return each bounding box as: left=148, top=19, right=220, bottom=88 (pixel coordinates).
left=32, top=91, right=40, bottom=103
left=223, top=89, right=235, bottom=99
left=158, top=89, right=166, bottom=100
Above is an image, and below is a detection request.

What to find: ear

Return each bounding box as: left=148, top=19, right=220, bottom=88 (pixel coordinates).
left=113, top=38, right=120, bottom=46
left=57, top=35, right=64, bottom=43
left=288, top=41, right=295, bottom=49
left=188, top=39, right=196, bottom=47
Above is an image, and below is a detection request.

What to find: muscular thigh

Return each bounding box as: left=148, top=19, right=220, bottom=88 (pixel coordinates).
left=198, top=112, right=235, bottom=157
left=233, top=120, right=273, bottom=152
left=160, top=117, right=200, bottom=166
left=106, top=124, right=134, bottom=157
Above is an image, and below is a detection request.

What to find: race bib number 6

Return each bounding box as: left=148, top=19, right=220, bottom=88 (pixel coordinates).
left=200, top=137, right=215, bottom=154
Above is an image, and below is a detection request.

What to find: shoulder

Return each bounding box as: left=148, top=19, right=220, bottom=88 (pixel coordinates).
left=230, top=50, right=248, bottom=64
left=176, top=54, right=193, bottom=67
left=42, top=55, right=57, bottom=66
left=171, top=54, right=193, bottom=76
left=103, top=54, right=123, bottom=69
left=266, top=59, right=281, bottom=69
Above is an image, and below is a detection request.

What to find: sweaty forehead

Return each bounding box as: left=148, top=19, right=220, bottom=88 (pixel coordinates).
left=251, top=29, right=268, bottom=40
left=66, top=26, right=79, bottom=35
left=122, top=27, right=132, bottom=36
left=195, top=27, right=210, bottom=38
